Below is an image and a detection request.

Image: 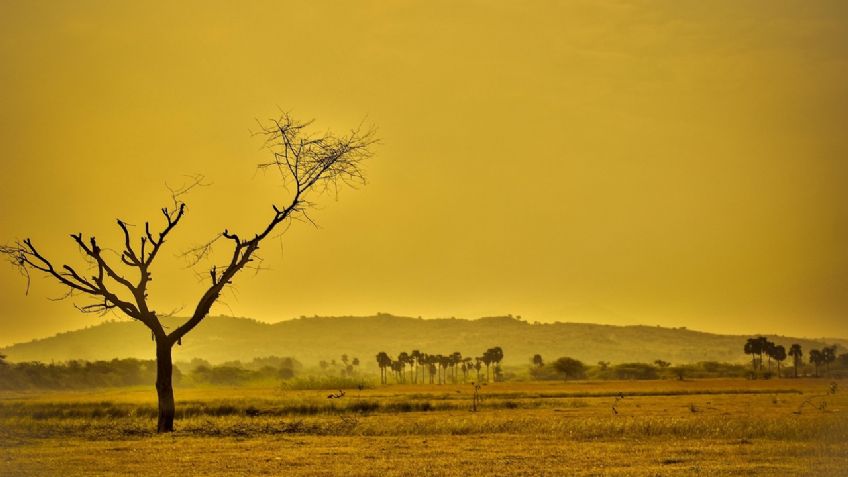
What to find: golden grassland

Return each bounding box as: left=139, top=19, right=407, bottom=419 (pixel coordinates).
left=1, top=379, right=846, bottom=476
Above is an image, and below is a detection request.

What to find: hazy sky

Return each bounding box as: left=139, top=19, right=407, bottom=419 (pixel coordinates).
left=1, top=1, right=846, bottom=346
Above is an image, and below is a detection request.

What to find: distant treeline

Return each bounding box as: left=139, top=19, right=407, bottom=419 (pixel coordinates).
left=179, top=356, right=302, bottom=386
left=0, top=358, right=170, bottom=390
left=3, top=344, right=846, bottom=390
left=0, top=355, right=301, bottom=390
left=527, top=358, right=751, bottom=381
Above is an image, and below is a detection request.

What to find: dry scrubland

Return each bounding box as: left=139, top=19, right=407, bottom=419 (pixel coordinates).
left=1, top=379, right=846, bottom=476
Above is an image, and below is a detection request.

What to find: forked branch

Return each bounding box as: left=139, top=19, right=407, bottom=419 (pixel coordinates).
left=170, top=114, right=376, bottom=343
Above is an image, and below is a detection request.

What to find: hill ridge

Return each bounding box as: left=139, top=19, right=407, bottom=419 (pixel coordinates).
left=2, top=314, right=845, bottom=367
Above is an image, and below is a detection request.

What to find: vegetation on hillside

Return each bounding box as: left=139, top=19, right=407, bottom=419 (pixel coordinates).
left=4, top=315, right=847, bottom=367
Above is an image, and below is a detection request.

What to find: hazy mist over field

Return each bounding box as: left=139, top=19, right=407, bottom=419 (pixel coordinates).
left=2, top=2, right=847, bottom=343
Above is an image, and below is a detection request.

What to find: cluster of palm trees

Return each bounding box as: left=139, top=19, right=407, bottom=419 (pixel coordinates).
left=808, top=346, right=838, bottom=377
left=375, top=347, right=504, bottom=385
left=743, top=336, right=789, bottom=376
left=744, top=337, right=839, bottom=378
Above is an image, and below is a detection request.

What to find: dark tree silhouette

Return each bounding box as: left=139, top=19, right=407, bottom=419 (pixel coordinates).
left=809, top=349, right=824, bottom=377
left=764, top=340, right=777, bottom=372
left=375, top=352, right=391, bottom=384
left=772, top=344, right=786, bottom=378
left=1, top=113, right=375, bottom=432
left=461, top=358, right=471, bottom=383
left=417, top=352, right=428, bottom=384
left=744, top=336, right=770, bottom=373
left=450, top=351, right=462, bottom=383
left=397, top=352, right=410, bottom=383
left=481, top=346, right=504, bottom=382
left=552, top=357, right=585, bottom=381
left=653, top=360, right=671, bottom=369
left=788, top=344, right=803, bottom=378
left=532, top=354, right=544, bottom=368
left=822, top=346, right=837, bottom=376
left=480, top=353, right=492, bottom=382
left=438, top=355, right=449, bottom=384
left=394, top=360, right=406, bottom=383
left=744, top=338, right=759, bottom=372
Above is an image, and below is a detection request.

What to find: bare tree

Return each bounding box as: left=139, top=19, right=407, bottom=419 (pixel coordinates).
left=1, top=113, right=376, bottom=432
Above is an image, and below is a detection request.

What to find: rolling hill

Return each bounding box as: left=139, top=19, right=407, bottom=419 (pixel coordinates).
left=2, top=314, right=845, bottom=368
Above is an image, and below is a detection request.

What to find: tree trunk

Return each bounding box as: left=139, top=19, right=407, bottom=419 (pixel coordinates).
left=156, top=340, right=176, bottom=433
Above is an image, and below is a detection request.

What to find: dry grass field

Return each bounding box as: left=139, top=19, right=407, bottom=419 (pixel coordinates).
left=1, top=379, right=846, bottom=476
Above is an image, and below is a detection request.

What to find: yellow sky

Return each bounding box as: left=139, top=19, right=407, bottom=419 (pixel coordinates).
left=1, top=1, right=846, bottom=346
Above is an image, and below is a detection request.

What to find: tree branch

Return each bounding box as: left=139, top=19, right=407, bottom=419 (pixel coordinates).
left=170, top=113, right=376, bottom=344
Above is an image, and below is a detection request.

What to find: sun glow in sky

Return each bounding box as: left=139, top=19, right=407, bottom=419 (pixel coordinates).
left=1, top=1, right=847, bottom=345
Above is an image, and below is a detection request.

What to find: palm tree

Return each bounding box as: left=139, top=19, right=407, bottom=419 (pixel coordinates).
left=788, top=344, right=803, bottom=378
left=490, top=347, right=504, bottom=382
left=397, top=352, right=410, bottom=383
left=417, top=352, right=428, bottom=384
left=809, top=349, right=824, bottom=377
left=481, top=353, right=492, bottom=382
left=430, top=354, right=440, bottom=384
left=375, top=352, right=391, bottom=384
left=764, top=340, right=776, bottom=372
left=756, top=337, right=770, bottom=368
left=428, top=360, right=437, bottom=384
left=439, top=355, right=450, bottom=384
left=744, top=337, right=768, bottom=373
left=772, top=344, right=786, bottom=378
left=450, top=352, right=462, bottom=383
left=822, top=346, right=837, bottom=376
left=390, top=360, right=403, bottom=383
